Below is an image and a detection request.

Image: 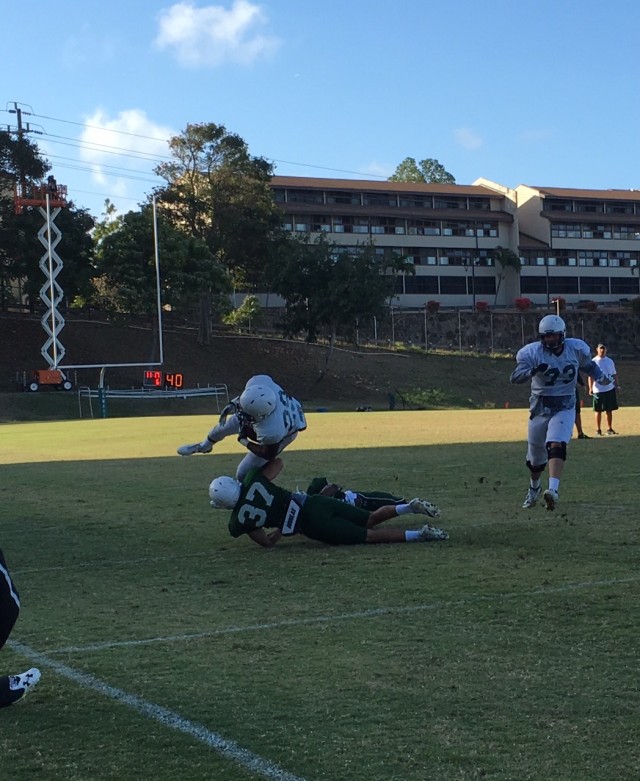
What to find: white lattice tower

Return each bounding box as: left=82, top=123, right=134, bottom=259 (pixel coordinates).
left=37, top=206, right=66, bottom=367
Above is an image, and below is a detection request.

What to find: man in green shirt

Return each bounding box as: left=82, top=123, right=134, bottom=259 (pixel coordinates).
left=209, top=459, right=448, bottom=548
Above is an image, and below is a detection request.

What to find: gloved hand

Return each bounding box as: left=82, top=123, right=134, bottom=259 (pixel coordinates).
left=532, top=363, right=549, bottom=376
left=177, top=440, right=213, bottom=456
left=219, top=401, right=239, bottom=425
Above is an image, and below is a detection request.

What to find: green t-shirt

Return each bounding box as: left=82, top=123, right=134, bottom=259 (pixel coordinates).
left=228, top=468, right=293, bottom=537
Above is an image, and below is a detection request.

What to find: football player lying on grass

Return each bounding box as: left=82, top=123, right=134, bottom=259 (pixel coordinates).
left=306, top=476, right=413, bottom=512
left=178, top=375, right=306, bottom=480
left=208, top=458, right=448, bottom=548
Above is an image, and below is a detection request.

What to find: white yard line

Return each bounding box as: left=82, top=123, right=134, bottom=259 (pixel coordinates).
left=8, top=640, right=308, bottom=781
left=39, top=574, right=640, bottom=656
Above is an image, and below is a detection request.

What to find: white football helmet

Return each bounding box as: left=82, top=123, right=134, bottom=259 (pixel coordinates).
left=209, top=476, right=241, bottom=509
left=239, top=385, right=277, bottom=422
left=538, top=314, right=566, bottom=352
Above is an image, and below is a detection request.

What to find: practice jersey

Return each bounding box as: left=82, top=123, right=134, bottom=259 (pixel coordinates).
left=241, top=375, right=307, bottom=446
left=592, top=355, right=616, bottom=394
left=510, top=338, right=598, bottom=400
left=228, top=468, right=293, bottom=537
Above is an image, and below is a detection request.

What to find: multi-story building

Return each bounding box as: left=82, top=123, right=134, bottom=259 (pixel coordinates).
left=270, top=175, right=640, bottom=309
left=512, top=184, right=640, bottom=307
left=271, top=176, right=519, bottom=308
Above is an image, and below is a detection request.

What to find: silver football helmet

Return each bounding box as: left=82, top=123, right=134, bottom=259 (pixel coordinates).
left=239, top=385, right=277, bottom=422
left=538, top=314, right=566, bottom=353
left=209, top=476, right=241, bottom=509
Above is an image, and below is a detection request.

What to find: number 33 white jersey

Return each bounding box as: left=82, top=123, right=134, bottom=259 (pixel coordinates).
left=511, top=338, right=594, bottom=398
left=244, top=375, right=307, bottom=446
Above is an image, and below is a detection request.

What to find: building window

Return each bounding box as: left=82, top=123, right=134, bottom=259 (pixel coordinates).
left=606, top=202, right=634, bottom=215
left=370, top=217, right=405, bottom=235
left=287, top=189, right=324, bottom=205
left=548, top=276, right=579, bottom=294
left=611, top=277, right=640, bottom=294
left=612, top=224, right=640, bottom=240
left=439, top=276, right=467, bottom=294
left=468, top=277, right=496, bottom=294
left=520, top=276, right=548, bottom=294
left=476, top=221, right=499, bottom=237
left=582, top=224, right=612, bottom=239
left=443, top=221, right=474, bottom=237
left=575, top=201, right=605, bottom=213
left=399, top=195, right=433, bottom=208
left=273, top=188, right=286, bottom=202
left=363, top=193, right=398, bottom=207
left=326, top=191, right=361, bottom=205
left=310, top=216, right=331, bottom=232
left=551, top=223, right=581, bottom=238
left=403, top=275, right=439, bottom=294
left=544, top=199, right=573, bottom=212
left=434, top=197, right=465, bottom=209
left=579, top=276, right=610, bottom=295
left=407, top=219, right=440, bottom=236
left=468, top=197, right=491, bottom=211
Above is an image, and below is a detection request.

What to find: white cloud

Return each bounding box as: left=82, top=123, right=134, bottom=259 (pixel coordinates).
left=78, top=109, right=175, bottom=206
left=453, top=127, right=483, bottom=150
left=155, top=0, right=279, bottom=68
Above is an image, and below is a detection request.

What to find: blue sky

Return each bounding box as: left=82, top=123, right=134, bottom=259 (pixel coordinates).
left=4, top=0, right=639, bottom=218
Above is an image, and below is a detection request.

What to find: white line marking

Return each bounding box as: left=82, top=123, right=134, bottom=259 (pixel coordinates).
left=42, top=574, right=640, bottom=656
left=8, top=640, right=308, bottom=781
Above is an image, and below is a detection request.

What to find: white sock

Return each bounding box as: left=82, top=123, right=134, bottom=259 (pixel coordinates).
left=530, top=478, right=541, bottom=489
left=405, top=530, right=421, bottom=542
left=396, top=503, right=412, bottom=515
left=549, top=477, right=560, bottom=492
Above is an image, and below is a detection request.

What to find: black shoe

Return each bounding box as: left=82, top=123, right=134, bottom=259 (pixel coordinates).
left=577, top=433, right=590, bottom=439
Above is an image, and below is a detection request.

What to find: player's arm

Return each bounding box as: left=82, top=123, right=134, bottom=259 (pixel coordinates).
left=248, top=528, right=282, bottom=548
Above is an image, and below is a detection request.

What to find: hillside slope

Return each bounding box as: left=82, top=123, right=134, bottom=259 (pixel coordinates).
left=3, top=313, right=639, bottom=412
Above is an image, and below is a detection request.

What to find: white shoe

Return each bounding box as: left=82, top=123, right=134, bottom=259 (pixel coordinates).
left=522, top=486, right=541, bottom=509
left=177, top=441, right=212, bottom=456
left=409, top=497, right=441, bottom=518
left=418, top=523, right=449, bottom=541
left=543, top=489, right=559, bottom=511
left=5, top=668, right=41, bottom=706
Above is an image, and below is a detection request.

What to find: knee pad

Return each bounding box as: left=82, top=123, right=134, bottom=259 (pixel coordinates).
left=526, top=459, right=546, bottom=475
left=546, top=442, right=567, bottom=461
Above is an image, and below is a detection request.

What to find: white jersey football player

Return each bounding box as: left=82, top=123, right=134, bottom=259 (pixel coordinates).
left=177, top=375, right=307, bottom=480
left=510, top=315, right=603, bottom=511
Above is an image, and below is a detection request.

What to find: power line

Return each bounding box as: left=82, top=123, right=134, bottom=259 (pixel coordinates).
left=4, top=106, right=388, bottom=180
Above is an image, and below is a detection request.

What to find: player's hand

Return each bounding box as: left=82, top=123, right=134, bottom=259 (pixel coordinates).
left=532, top=363, right=549, bottom=375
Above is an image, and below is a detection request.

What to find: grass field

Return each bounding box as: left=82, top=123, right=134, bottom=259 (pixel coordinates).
left=1, top=409, right=640, bottom=780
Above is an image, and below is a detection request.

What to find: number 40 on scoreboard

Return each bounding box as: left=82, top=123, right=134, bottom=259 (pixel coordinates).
left=143, top=370, right=184, bottom=389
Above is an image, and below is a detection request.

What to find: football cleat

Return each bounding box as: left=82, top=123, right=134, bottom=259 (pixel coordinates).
left=606, top=429, right=618, bottom=436
left=409, top=497, right=441, bottom=518
left=418, top=523, right=449, bottom=542
left=0, top=668, right=41, bottom=708
left=177, top=441, right=213, bottom=456
left=543, top=489, right=559, bottom=511
left=522, top=486, right=542, bottom=509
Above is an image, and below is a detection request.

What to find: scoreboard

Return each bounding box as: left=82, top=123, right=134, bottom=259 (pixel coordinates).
left=143, top=370, right=184, bottom=389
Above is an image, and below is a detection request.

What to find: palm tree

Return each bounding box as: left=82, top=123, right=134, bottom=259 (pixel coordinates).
left=491, top=246, right=522, bottom=306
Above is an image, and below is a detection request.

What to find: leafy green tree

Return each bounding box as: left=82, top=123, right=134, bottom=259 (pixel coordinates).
left=223, top=294, right=264, bottom=331
left=154, top=122, right=281, bottom=289
left=95, top=205, right=230, bottom=318
left=265, top=234, right=412, bottom=359
left=0, top=130, right=96, bottom=311
left=388, top=157, right=456, bottom=184
left=491, top=246, right=522, bottom=305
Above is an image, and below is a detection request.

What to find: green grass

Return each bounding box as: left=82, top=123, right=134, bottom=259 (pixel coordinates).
left=1, top=410, right=640, bottom=780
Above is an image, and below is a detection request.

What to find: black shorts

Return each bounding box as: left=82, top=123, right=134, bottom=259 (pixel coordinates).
left=0, top=548, right=20, bottom=649
left=592, top=389, right=619, bottom=413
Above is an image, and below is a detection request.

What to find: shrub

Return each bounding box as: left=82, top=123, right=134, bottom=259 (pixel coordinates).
left=551, top=296, right=566, bottom=311
left=426, top=300, right=440, bottom=313
left=475, top=301, right=490, bottom=312
left=514, top=297, right=532, bottom=311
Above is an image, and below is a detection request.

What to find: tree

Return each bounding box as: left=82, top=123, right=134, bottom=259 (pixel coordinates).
left=154, top=122, right=281, bottom=289
left=0, top=130, right=96, bottom=311
left=491, top=246, right=522, bottom=305
left=265, top=235, right=412, bottom=367
left=95, top=205, right=230, bottom=319
left=388, top=157, right=456, bottom=184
